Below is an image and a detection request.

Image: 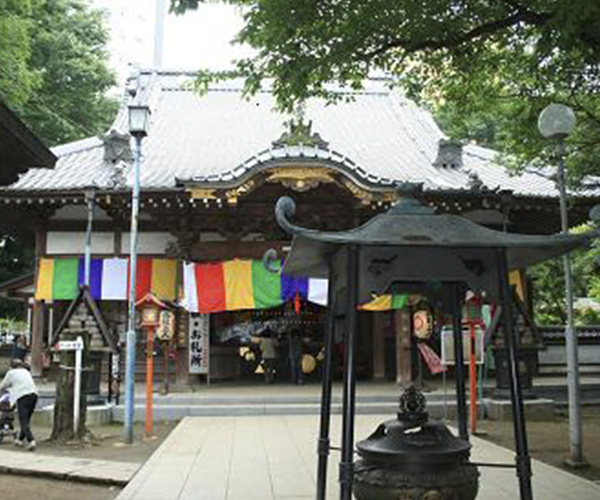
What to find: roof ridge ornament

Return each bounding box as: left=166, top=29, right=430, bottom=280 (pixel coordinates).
left=433, top=138, right=463, bottom=169
left=272, top=103, right=329, bottom=149
left=103, top=129, right=132, bottom=189
left=103, top=129, right=132, bottom=164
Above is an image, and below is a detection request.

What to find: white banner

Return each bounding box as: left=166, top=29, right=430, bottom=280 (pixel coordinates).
left=189, top=313, right=210, bottom=375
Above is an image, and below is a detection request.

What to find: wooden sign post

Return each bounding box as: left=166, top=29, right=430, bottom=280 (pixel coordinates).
left=57, top=336, right=84, bottom=435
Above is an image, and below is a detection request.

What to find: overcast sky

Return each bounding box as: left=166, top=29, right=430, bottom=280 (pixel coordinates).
left=93, top=1, right=251, bottom=84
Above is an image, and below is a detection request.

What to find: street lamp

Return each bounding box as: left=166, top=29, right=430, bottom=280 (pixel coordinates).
left=124, top=104, right=150, bottom=444
left=83, top=186, right=98, bottom=287
left=538, top=103, right=586, bottom=467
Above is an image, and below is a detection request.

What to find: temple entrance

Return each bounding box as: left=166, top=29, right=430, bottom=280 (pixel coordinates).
left=208, top=301, right=327, bottom=384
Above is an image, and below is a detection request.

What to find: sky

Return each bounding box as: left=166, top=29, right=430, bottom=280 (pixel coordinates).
left=92, top=1, right=251, bottom=85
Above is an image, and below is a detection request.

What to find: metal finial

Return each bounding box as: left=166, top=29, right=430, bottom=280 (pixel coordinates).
left=397, top=386, right=428, bottom=426
left=275, top=196, right=297, bottom=235
left=262, top=249, right=280, bottom=273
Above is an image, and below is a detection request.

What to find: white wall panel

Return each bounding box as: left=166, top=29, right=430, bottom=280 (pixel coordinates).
left=121, top=232, right=176, bottom=254
left=46, top=232, right=114, bottom=254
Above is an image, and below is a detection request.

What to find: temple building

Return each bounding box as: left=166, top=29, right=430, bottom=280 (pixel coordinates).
left=0, top=69, right=597, bottom=388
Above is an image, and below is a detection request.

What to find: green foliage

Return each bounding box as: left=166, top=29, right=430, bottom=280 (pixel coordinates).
left=0, top=0, right=117, bottom=146
left=171, top=0, right=600, bottom=179
left=529, top=232, right=600, bottom=325
left=0, top=234, right=34, bottom=320
left=0, top=1, right=117, bottom=319
left=0, top=0, right=40, bottom=106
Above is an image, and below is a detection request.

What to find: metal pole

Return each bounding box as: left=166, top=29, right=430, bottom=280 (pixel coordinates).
left=556, top=138, right=585, bottom=466
left=108, top=352, right=113, bottom=404
left=84, top=190, right=95, bottom=287
left=497, top=249, right=533, bottom=500
left=73, top=336, right=83, bottom=436
left=451, top=284, right=468, bottom=441
left=442, top=362, right=448, bottom=421
left=162, top=339, right=169, bottom=395
left=316, top=270, right=336, bottom=500
left=145, top=325, right=154, bottom=437
left=469, top=321, right=477, bottom=433
left=124, top=134, right=142, bottom=443
left=339, top=245, right=359, bottom=500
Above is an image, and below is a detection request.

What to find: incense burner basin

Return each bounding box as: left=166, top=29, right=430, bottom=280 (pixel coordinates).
left=353, top=388, right=479, bottom=500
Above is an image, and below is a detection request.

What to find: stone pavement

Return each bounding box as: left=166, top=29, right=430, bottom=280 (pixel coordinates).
left=0, top=448, right=139, bottom=486
left=116, top=414, right=600, bottom=500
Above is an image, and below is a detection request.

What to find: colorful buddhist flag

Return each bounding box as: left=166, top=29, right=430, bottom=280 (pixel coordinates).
left=182, top=260, right=328, bottom=314
left=194, top=261, right=227, bottom=313
left=359, top=293, right=408, bottom=311
left=251, top=260, right=282, bottom=309
left=36, top=258, right=79, bottom=301
left=35, top=257, right=177, bottom=301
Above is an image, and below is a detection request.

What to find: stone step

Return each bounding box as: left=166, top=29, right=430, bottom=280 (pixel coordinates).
left=129, top=391, right=462, bottom=406
left=111, top=398, right=554, bottom=422
left=112, top=400, right=456, bottom=422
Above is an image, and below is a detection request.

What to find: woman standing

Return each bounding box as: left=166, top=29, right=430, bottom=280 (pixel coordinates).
left=0, top=359, right=38, bottom=450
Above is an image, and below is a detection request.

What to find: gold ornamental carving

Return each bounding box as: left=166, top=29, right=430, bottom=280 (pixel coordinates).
left=188, top=188, right=216, bottom=200
left=342, top=179, right=374, bottom=204
left=381, top=191, right=399, bottom=203
left=266, top=167, right=334, bottom=192
left=225, top=180, right=256, bottom=205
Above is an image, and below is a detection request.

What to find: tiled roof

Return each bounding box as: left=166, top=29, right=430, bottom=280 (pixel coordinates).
left=4, top=69, right=596, bottom=198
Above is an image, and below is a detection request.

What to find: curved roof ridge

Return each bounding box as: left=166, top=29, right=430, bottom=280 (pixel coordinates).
left=183, top=143, right=390, bottom=187
left=51, top=136, right=103, bottom=158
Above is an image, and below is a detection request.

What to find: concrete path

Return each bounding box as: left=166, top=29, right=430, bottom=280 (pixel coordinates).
left=0, top=449, right=139, bottom=486
left=116, top=415, right=600, bottom=500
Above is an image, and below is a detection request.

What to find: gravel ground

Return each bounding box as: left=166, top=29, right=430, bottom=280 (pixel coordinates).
left=0, top=475, right=121, bottom=500
left=27, top=420, right=179, bottom=463
left=477, top=406, right=600, bottom=482
left=0, top=421, right=178, bottom=500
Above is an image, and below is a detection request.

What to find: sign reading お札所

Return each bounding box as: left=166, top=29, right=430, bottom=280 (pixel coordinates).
left=189, top=314, right=209, bottom=375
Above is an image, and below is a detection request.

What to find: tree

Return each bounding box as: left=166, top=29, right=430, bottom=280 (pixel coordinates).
left=0, top=0, right=39, bottom=107
left=0, top=0, right=117, bottom=146
left=0, top=0, right=117, bottom=321
left=529, top=228, right=600, bottom=326
left=0, top=233, right=34, bottom=319
left=171, top=0, right=600, bottom=180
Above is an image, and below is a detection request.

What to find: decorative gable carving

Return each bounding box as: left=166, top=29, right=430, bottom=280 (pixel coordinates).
left=103, top=129, right=132, bottom=164
left=272, top=118, right=329, bottom=149
left=433, top=139, right=463, bottom=169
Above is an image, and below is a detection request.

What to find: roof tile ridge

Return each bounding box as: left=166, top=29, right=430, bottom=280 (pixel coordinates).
left=51, top=136, right=103, bottom=158
left=386, top=91, right=442, bottom=167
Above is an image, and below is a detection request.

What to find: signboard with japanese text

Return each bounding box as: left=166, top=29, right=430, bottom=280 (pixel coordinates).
left=189, top=313, right=209, bottom=375
left=441, top=325, right=484, bottom=365
left=57, top=338, right=84, bottom=351
left=156, top=310, right=175, bottom=341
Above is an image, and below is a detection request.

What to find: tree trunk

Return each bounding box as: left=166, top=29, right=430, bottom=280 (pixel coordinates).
left=50, top=331, right=89, bottom=441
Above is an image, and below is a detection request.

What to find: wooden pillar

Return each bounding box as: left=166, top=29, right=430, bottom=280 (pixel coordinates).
left=30, top=301, right=45, bottom=377
left=372, top=313, right=385, bottom=380
left=30, top=224, right=47, bottom=377
left=394, top=309, right=412, bottom=387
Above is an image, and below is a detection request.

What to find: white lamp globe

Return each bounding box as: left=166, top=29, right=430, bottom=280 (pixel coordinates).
left=538, top=103, right=576, bottom=139
left=128, top=105, right=151, bottom=137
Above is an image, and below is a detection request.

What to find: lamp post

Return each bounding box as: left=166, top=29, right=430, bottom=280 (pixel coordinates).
left=124, top=104, right=151, bottom=444
left=538, top=103, right=586, bottom=466
left=83, top=186, right=97, bottom=287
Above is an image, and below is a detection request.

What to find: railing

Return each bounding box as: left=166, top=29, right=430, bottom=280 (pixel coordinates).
left=539, top=325, right=600, bottom=344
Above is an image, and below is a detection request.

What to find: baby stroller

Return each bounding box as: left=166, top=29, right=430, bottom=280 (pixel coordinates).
left=0, top=393, right=18, bottom=444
